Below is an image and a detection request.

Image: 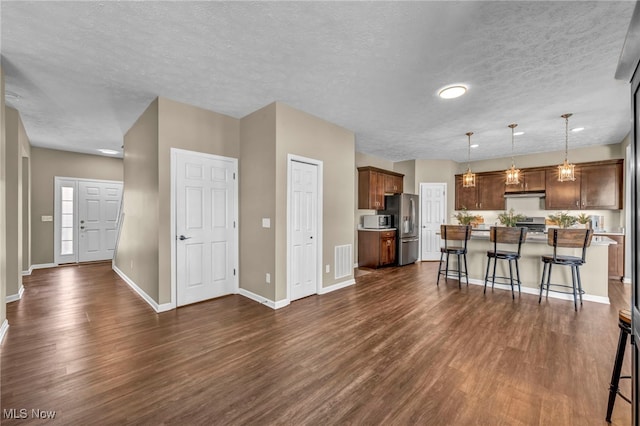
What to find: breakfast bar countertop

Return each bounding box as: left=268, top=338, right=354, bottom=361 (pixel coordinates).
left=469, top=230, right=616, bottom=245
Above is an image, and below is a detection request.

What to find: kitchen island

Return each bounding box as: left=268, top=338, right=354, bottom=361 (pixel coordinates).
left=443, top=230, right=615, bottom=304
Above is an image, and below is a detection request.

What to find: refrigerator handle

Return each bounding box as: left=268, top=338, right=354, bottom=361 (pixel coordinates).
left=409, top=197, right=416, bottom=234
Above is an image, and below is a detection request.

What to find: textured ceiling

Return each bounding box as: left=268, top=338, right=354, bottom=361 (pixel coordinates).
left=0, top=1, right=636, bottom=162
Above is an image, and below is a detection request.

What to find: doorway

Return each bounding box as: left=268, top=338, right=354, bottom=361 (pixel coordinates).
left=419, top=182, right=447, bottom=261
left=287, top=155, right=322, bottom=301
left=54, top=177, right=123, bottom=264
left=172, top=148, right=238, bottom=307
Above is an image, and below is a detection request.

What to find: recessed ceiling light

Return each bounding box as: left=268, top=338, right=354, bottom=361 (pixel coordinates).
left=438, top=85, right=467, bottom=99
left=513, top=131, right=525, bottom=136
left=470, top=144, right=479, bottom=148
left=98, top=149, right=119, bottom=155
left=571, top=127, right=585, bottom=132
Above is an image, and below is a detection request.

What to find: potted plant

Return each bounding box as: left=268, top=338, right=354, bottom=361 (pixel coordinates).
left=548, top=212, right=577, bottom=229
left=497, top=208, right=526, bottom=227
left=576, top=213, right=591, bottom=228
left=453, top=208, right=479, bottom=226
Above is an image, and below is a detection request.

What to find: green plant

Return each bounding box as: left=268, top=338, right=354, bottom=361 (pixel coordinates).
left=548, top=212, right=577, bottom=229
left=497, top=208, right=526, bottom=227
left=453, top=208, right=479, bottom=225
left=576, top=213, right=591, bottom=225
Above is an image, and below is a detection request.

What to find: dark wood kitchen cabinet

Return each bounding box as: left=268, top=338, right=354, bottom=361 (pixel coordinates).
left=545, top=168, right=582, bottom=210
left=358, top=166, right=404, bottom=210
left=504, top=169, right=546, bottom=193
left=358, top=229, right=396, bottom=268
left=455, top=172, right=505, bottom=211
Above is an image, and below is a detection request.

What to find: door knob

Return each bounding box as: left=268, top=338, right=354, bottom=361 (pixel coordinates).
left=178, top=235, right=191, bottom=241
left=80, top=226, right=85, bottom=230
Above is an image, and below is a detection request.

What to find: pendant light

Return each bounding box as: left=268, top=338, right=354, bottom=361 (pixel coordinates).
left=558, top=113, right=576, bottom=182
left=505, top=123, right=520, bottom=185
left=462, top=132, right=476, bottom=188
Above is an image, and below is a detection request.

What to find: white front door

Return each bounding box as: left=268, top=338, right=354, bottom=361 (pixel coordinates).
left=78, top=181, right=123, bottom=262
left=175, top=150, right=237, bottom=306
left=290, top=160, right=319, bottom=301
left=420, top=182, right=447, bottom=261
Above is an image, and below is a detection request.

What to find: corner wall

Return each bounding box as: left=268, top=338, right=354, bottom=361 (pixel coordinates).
left=0, top=65, right=7, bottom=335
left=239, top=103, right=277, bottom=300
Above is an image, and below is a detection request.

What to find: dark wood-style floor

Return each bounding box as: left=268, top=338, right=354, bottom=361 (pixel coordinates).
left=1, top=261, right=632, bottom=425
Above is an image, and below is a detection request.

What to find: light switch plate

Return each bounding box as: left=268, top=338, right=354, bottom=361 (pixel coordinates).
left=42, top=215, right=53, bottom=222
left=262, top=218, right=271, bottom=228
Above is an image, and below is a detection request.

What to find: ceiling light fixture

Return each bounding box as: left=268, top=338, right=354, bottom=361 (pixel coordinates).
left=558, top=113, right=576, bottom=182
left=571, top=127, right=585, bottom=132
left=463, top=132, right=476, bottom=188
left=505, top=123, right=520, bottom=185
left=98, top=149, right=119, bottom=155
left=470, top=144, right=479, bottom=148
left=513, top=131, right=525, bottom=136
left=438, top=85, right=467, bottom=99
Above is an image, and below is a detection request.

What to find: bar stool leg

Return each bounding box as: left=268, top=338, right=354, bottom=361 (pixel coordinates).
left=539, top=262, right=548, bottom=303
left=576, top=265, right=584, bottom=305
left=463, top=253, right=469, bottom=287
left=444, top=252, right=450, bottom=282
left=515, top=258, right=522, bottom=295
left=491, top=255, right=498, bottom=290
left=508, top=259, right=515, bottom=299
left=571, top=266, right=578, bottom=311
left=606, top=324, right=629, bottom=422
left=484, top=256, right=492, bottom=294
left=546, top=264, right=553, bottom=299
left=437, top=251, right=444, bottom=286
left=456, top=253, right=462, bottom=289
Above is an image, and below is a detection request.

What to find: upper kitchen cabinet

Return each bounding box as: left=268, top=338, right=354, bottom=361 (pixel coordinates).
left=455, top=172, right=505, bottom=211
left=504, top=169, right=546, bottom=193
left=580, top=161, right=623, bottom=209
left=358, top=166, right=404, bottom=210
left=545, top=160, right=623, bottom=210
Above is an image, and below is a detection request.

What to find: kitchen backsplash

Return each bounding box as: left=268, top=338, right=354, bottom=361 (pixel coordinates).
left=458, top=197, right=624, bottom=232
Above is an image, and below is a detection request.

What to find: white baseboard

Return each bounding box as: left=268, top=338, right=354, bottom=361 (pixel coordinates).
left=31, top=263, right=57, bottom=270
left=22, top=266, right=34, bottom=276
left=353, top=262, right=359, bottom=268
left=6, top=285, right=25, bottom=303
left=112, top=265, right=174, bottom=313
left=462, top=277, right=610, bottom=305
left=0, top=319, right=9, bottom=345
left=318, top=278, right=355, bottom=295
left=623, top=276, right=632, bottom=284
left=238, top=288, right=290, bottom=310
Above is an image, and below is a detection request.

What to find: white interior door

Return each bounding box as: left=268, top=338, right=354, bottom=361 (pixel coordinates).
left=78, top=181, right=123, bottom=262
left=175, top=150, right=237, bottom=306
left=420, top=182, right=447, bottom=261
left=290, top=160, right=319, bottom=301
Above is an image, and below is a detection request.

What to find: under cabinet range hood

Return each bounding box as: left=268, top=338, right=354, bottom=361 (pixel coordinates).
left=503, top=191, right=545, bottom=199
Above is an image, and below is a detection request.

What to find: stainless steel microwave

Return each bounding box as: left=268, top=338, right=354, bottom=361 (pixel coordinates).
left=363, top=214, right=391, bottom=229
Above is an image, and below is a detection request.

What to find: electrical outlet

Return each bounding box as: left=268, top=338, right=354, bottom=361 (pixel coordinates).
left=326, top=264, right=330, bottom=273
left=266, top=273, right=271, bottom=284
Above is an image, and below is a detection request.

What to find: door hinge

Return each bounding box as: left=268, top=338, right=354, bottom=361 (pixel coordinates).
left=233, top=172, right=236, bottom=180
left=233, top=221, right=236, bottom=228
left=233, top=268, right=236, bottom=276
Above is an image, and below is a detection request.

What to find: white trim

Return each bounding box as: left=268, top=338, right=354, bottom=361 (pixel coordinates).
left=30, top=263, right=57, bottom=270
left=6, top=285, right=25, bottom=303
left=318, top=278, right=355, bottom=295
left=112, top=264, right=174, bottom=313
left=238, top=288, right=290, bottom=310
left=463, top=277, right=610, bottom=305
left=624, top=276, right=632, bottom=284
left=287, top=154, right=323, bottom=302
left=170, top=148, right=239, bottom=308
left=0, top=320, right=9, bottom=345
left=22, top=265, right=34, bottom=276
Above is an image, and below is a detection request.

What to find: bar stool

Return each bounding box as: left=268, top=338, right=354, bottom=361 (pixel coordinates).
left=437, top=225, right=471, bottom=288
left=538, top=228, right=593, bottom=311
left=606, top=309, right=631, bottom=422
left=484, top=226, right=528, bottom=299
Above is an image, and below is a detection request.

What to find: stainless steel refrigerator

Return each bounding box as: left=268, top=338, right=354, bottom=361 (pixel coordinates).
left=382, top=193, right=419, bottom=266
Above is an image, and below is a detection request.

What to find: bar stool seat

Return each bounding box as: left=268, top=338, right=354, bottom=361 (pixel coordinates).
left=606, top=309, right=631, bottom=422
left=484, top=226, right=527, bottom=299
left=437, top=225, right=471, bottom=288
left=538, top=228, right=593, bottom=311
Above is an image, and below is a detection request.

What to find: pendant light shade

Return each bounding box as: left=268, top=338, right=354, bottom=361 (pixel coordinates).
left=463, top=132, right=476, bottom=188
left=558, top=113, right=576, bottom=182
left=505, top=123, right=520, bottom=185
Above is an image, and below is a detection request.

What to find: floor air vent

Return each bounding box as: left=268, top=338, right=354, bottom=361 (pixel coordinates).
left=334, top=244, right=352, bottom=279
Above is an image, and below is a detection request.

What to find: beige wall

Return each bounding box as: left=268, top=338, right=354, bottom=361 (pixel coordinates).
left=394, top=160, right=416, bottom=195
left=22, top=156, right=30, bottom=272
left=115, top=99, right=159, bottom=301
left=4, top=108, right=27, bottom=298
left=1, top=65, right=6, bottom=328
left=414, top=159, right=459, bottom=221
left=239, top=103, right=277, bottom=299
left=157, top=97, right=240, bottom=304
left=31, top=147, right=123, bottom=265
left=275, top=102, right=355, bottom=300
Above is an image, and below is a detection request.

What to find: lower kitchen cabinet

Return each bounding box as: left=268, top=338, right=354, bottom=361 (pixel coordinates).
left=358, top=229, right=396, bottom=268
left=596, top=233, right=625, bottom=281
